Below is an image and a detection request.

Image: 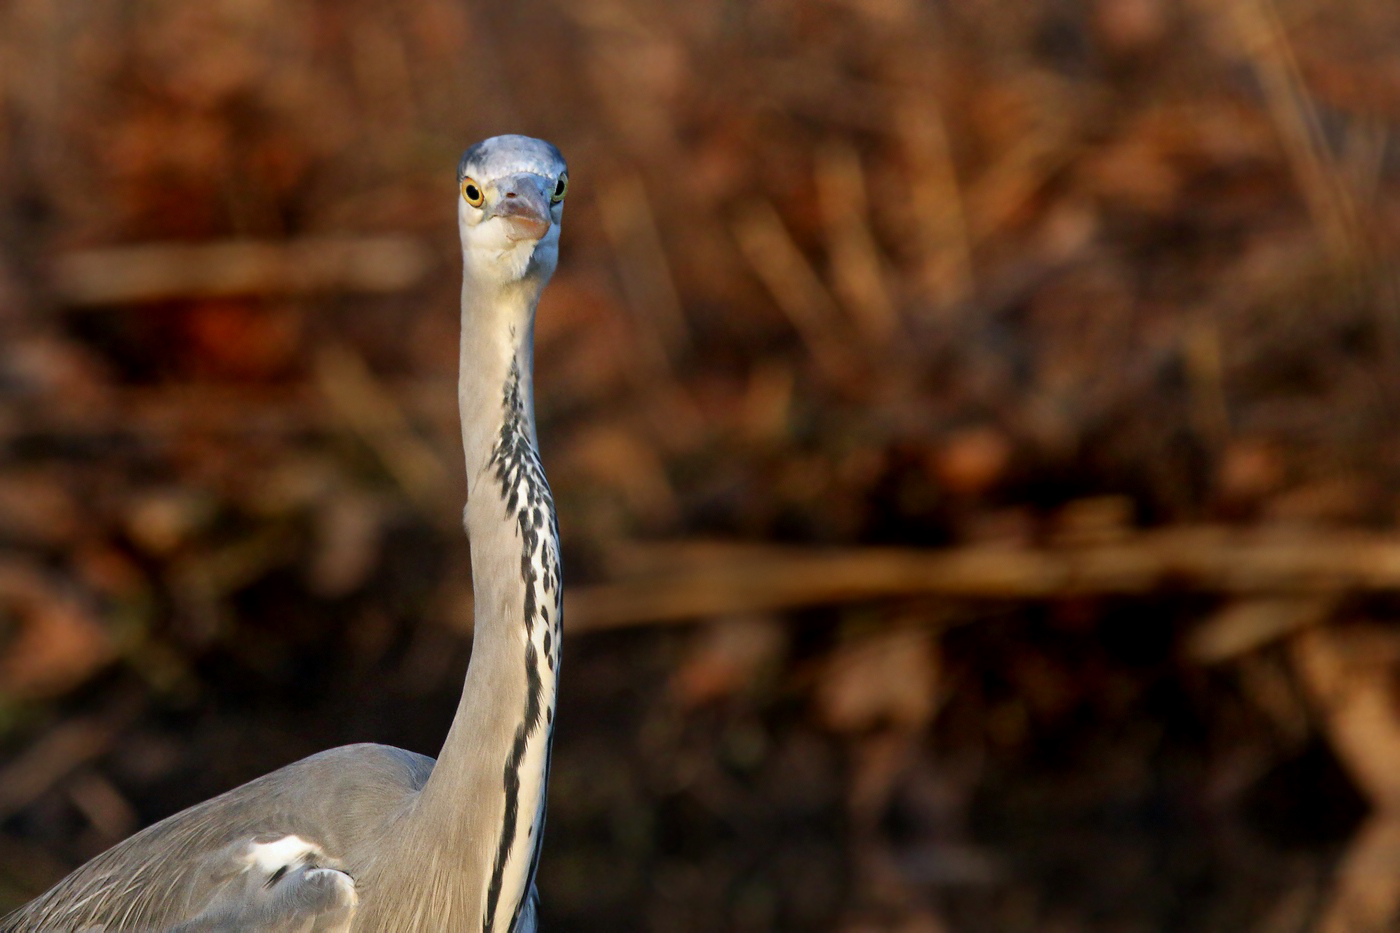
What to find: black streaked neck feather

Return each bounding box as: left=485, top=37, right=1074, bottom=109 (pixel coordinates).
left=403, top=276, right=561, bottom=933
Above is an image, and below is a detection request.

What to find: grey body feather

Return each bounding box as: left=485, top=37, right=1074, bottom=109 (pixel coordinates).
left=4, top=746, right=445, bottom=932
left=2, top=135, right=567, bottom=933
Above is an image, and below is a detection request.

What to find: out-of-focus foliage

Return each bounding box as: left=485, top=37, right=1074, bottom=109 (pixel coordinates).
left=1, top=0, right=1400, bottom=929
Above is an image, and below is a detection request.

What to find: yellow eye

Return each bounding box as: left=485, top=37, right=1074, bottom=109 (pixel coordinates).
left=461, top=177, right=485, bottom=207
left=551, top=172, right=569, bottom=203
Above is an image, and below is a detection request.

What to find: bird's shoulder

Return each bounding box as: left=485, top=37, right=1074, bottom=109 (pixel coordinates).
left=2, top=742, right=436, bottom=933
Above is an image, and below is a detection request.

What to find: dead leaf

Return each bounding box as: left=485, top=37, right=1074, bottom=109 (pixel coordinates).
left=0, top=565, right=114, bottom=700
left=932, top=427, right=1011, bottom=497
left=670, top=614, right=787, bottom=707
left=816, top=625, right=940, bottom=734
left=308, top=492, right=387, bottom=597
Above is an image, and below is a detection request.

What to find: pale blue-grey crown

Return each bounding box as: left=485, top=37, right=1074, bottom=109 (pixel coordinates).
left=457, top=135, right=567, bottom=183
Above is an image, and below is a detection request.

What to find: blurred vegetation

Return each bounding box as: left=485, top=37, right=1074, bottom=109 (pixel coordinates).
left=1, top=0, right=1400, bottom=930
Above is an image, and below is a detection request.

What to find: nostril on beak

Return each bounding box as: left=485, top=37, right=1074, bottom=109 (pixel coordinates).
left=487, top=181, right=551, bottom=241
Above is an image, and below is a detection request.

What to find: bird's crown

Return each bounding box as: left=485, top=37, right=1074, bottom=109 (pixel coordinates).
left=457, top=135, right=566, bottom=183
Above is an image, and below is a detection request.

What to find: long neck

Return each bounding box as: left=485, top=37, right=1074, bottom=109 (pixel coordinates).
left=401, top=275, right=562, bottom=933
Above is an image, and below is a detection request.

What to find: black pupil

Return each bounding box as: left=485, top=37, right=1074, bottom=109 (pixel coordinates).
left=465, top=184, right=480, bottom=201
left=554, top=178, right=566, bottom=197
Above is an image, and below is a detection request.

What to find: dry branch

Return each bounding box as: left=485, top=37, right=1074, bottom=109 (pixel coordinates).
left=1186, top=595, right=1338, bottom=663
left=52, top=235, right=433, bottom=305
left=5, top=382, right=456, bottom=439
left=563, top=527, right=1400, bottom=630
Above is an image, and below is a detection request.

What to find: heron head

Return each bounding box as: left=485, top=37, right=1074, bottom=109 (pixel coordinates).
left=457, top=135, right=568, bottom=286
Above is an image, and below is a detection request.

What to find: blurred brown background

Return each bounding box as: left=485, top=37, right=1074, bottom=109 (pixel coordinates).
left=1, top=0, right=1400, bottom=929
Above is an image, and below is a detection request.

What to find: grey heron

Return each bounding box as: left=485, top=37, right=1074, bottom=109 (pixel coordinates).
left=2, top=135, right=570, bottom=933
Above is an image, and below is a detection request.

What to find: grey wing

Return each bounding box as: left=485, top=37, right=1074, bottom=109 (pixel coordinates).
left=4, top=832, right=357, bottom=933
left=514, top=884, right=540, bottom=933
left=1, top=744, right=432, bottom=933
left=163, top=835, right=358, bottom=933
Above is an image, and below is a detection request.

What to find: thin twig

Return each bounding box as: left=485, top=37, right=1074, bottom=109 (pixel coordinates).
left=732, top=201, right=862, bottom=385
left=1226, top=0, right=1362, bottom=266
left=816, top=138, right=898, bottom=346
left=597, top=169, right=692, bottom=372
left=896, top=90, right=974, bottom=311
left=314, top=345, right=457, bottom=522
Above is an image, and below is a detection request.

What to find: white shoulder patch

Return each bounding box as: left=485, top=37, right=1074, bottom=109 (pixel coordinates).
left=243, top=835, right=324, bottom=875
left=171, top=834, right=357, bottom=933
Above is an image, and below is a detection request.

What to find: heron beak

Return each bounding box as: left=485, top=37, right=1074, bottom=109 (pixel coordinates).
left=488, top=176, right=552, bottom=242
